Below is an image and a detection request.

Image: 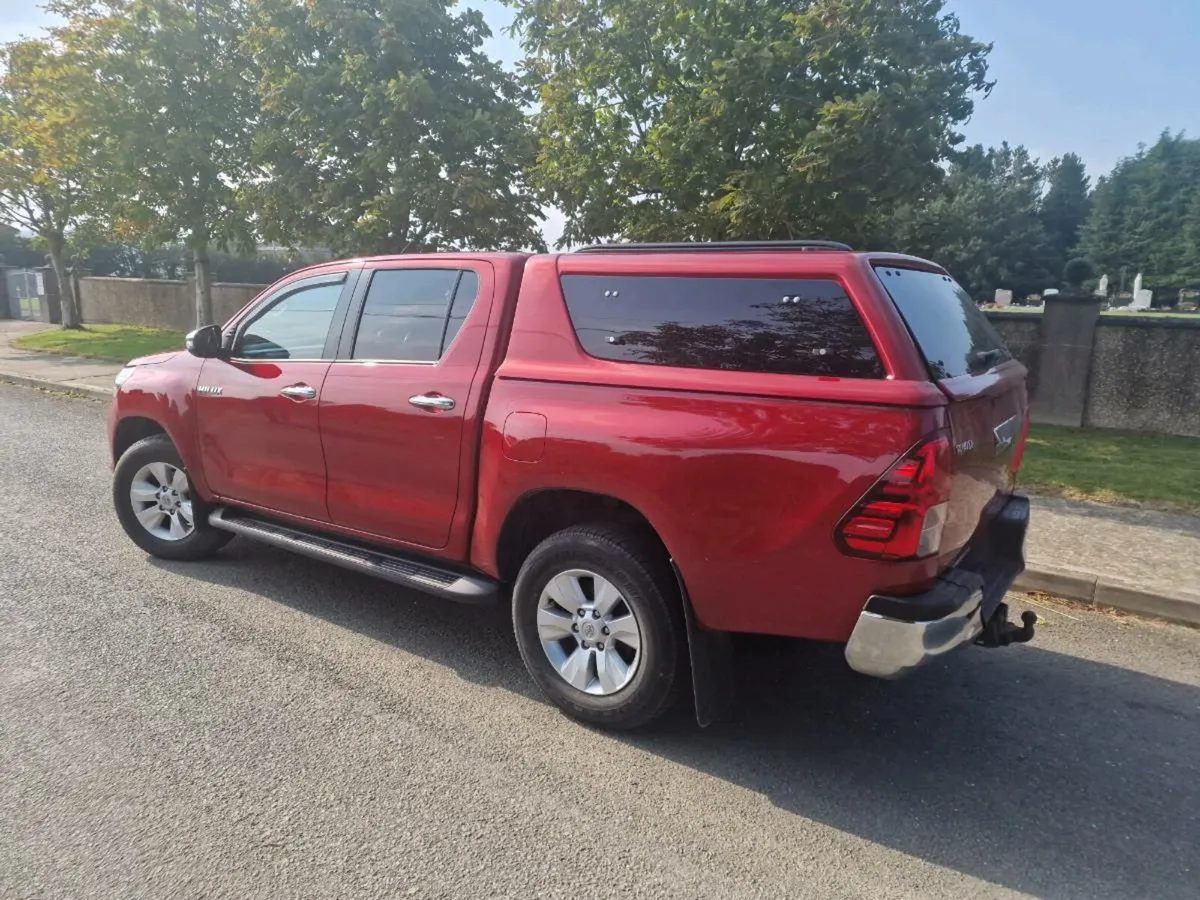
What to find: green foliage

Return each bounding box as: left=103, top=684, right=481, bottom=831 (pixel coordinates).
left=0, top=37, right=106, bottom=326
left=513, top=0, right=992, bottom=247
left=1040, top=152, right=1090, bottom=272
left=1081, top=131, right=1200, bottom=295
left=244, top=0, right=544, bottom=255
left=50, top=0, right=260, bottom=324
left=889, top=144, right=1056, bottom=300
left=1063, top=257, right=1094, bottom=288
left=0, top=224, right=43, bottom=267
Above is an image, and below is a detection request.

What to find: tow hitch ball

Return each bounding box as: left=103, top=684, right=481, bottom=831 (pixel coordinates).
left=975, top=602, right=1037, bottom=648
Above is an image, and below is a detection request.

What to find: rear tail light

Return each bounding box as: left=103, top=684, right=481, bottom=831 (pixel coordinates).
left=1011, top=413, right=1031, bottom=475
left=837, top=435, right=953, bottom=561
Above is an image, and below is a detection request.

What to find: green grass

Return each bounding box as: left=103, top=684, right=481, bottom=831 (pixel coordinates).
left=1021, top=425, right=1200, bottom=513
left=13, top=324, right=187, bottom=363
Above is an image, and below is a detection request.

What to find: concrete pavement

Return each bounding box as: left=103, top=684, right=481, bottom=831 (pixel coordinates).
left=2, top=382, right=1199, bottom=898
left=0, top=320, right=123, bottom=397
left=1018, top=497, right=1200, bottom=626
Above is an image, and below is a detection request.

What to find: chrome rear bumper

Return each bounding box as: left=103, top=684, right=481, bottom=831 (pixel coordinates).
left=844, top=589, right=984, bottom=679
left=844, top=493, right=1031, bottom=679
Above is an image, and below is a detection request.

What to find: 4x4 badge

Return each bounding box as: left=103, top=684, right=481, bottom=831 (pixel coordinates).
left=993, top=416, right=1017, bottom=453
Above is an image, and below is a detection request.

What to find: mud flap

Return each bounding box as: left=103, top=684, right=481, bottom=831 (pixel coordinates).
left=672, top=560, right=736, bottom=727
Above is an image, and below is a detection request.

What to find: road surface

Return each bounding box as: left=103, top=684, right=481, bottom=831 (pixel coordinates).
left=1, top=383, right=1197, bottom=899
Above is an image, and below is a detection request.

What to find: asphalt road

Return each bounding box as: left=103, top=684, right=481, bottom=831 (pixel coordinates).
left=1, top=383, right=1198, bottom=900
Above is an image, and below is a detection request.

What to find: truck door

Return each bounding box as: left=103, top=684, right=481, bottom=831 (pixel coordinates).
left=318, top=262, right=495, bottom=550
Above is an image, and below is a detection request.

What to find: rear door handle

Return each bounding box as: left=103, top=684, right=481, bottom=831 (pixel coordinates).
left=409, top=393, right=455, bottom=411
left=280, top=384, right=318, bottom=402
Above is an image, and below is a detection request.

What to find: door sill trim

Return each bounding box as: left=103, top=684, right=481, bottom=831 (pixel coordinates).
left=208, top=507, right=499, bottom=604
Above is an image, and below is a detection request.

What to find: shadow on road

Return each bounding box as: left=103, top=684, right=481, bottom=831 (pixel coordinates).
left=155, top=541, right=1200, bottom=900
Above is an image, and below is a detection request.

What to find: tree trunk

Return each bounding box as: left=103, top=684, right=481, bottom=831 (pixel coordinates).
left=194, top=244, right=214, bottom=328
left=47, top=234, right=82, bottom=329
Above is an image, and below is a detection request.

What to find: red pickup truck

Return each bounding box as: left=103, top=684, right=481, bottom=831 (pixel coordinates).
left=108, top=241, right=1036, bottom=729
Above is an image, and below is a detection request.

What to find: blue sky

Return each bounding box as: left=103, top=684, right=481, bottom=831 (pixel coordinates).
left=5, top=0, right=1199, bottom=242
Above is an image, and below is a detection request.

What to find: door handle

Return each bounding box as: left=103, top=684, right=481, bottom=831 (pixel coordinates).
left=409, top=393, right=455, bottom=411
left=280, top=384, right=318, bottom=402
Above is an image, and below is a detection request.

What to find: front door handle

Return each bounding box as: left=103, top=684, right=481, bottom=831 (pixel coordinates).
left=280, top=384, right=318, bottom=402
left=409, top=393, right=455, bottom=411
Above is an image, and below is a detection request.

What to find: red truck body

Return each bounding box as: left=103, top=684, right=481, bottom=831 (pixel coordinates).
left=108, top=243, right=1033, bottom=727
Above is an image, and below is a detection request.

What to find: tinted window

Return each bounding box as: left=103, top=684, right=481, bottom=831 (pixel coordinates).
left=352, top=269, right=461, bottom=361
left=237, top=281, right=343, bottom=360
left=560, top=275, right=883, bottom=378
left=442, top=270, right=480, bottom=351
left=876, top=267, right=1011, bottom=379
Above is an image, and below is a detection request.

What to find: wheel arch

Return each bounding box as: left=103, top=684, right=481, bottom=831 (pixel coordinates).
left=112, top=415, right=168, bottom=464
left=493, top=488, right=672, bottom=585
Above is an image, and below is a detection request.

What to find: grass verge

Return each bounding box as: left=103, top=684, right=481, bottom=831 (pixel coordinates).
left=1021, top=425, right=1200, bottom=513
left=13, top=324, right=186, bottom=363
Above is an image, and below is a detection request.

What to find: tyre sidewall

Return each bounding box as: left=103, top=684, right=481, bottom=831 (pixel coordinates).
left=113, top=436, right=228, bottom=561
left=512, top=527, right=682, bottom=729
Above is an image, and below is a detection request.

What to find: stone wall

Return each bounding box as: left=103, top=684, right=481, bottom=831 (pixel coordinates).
left=987, top=313, right=1042, bottom=402
left=77, top=277, right=265, bottom=332
left=988, top=308, right=1200, bottom=438
left=1086, top=318, right=1200, bottom=436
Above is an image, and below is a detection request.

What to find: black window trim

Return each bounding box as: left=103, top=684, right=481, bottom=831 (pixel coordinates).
left=336, top=265, right=477, bottom=365
left=559, top=272, right=886, bottom=380
left=227, top=269, right=356, bottom=362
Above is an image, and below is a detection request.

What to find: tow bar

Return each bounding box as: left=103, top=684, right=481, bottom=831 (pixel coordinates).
left=975, top=601, right=1037, bottom=648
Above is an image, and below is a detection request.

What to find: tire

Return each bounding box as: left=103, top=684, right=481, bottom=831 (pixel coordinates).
left=112, top=434, right=232, bottom=561
left=512, top=524, right=686, bottom=730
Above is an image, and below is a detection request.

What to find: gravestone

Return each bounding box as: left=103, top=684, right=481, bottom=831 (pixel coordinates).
left=1096, top=274, right=1109, bottom=297
left=994, top=289, right=1013, bottom=307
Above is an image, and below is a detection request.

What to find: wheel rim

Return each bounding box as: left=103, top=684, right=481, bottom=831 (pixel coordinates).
left=536, top=569, right=642, bottom=696
left=129, top=461, right=195, bottom=542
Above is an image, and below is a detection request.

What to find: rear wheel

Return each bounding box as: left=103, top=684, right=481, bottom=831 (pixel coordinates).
left=512, top=524, right=686, bottom=729
left=113, top=435, right=231, bottom=561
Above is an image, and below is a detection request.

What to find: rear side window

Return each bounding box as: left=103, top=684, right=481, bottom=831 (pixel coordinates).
left=876, top=267, right=1011, bottom=379
left=351, top=268, right=477, bottom=361
left=559, top=275, right=883, bottom=378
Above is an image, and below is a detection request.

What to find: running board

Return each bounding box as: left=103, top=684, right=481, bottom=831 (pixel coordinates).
left=207, top=507, right=499, bottom=604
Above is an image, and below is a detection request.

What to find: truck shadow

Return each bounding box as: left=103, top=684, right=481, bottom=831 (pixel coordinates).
left=156, top=542, right=1200, bottom=900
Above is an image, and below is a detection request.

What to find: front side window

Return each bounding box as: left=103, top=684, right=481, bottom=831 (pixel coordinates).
left=351, top=268, right=479, bottom=361
left=559, top=275, right=884, bottom=378
left=236, top=281, right=344, bottom=360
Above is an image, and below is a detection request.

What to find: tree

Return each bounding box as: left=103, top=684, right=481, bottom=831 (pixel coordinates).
left=890, top=144, right=1056, bottom=301
left=0, top=224, right=43, bottom=268
left=1081, top=131, right=1200, bottom=298
left=1062, top=257, right=1095, bottom=293
left=0, top=38, right=103, bottom=327
left=244, top=0, right=544, bottom=255
left=51, top=0, right=259, bottom=327
left=512, top=0, right=992, bottom=247
left=1039, top=152, right=1090, bottom=271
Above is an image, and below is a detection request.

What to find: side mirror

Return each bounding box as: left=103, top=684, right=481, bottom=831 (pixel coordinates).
left=185, top=324, right=224, bottom=359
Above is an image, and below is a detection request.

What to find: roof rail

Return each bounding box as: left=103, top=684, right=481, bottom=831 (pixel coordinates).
left=575, top=240, right=853, bottom=253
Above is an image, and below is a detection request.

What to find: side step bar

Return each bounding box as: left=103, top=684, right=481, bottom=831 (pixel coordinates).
left=207, top=507, right=499, bottom=604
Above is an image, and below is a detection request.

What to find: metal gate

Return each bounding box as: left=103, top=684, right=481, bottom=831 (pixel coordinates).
left=3, top=268, right=43, bottom=320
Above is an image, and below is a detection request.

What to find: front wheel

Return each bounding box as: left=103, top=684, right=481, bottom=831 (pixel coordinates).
left=512, top=524, right=686, bottom=730
left=113, top=435, right=232, bottom=561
